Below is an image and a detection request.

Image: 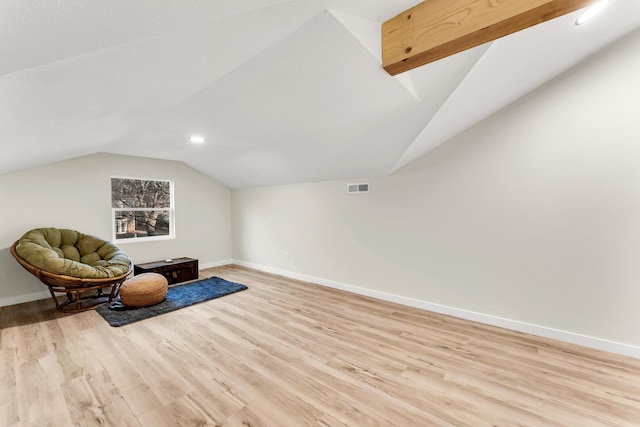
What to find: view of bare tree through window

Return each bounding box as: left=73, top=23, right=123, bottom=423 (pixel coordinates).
left=111, top=177, right=174, bottom=241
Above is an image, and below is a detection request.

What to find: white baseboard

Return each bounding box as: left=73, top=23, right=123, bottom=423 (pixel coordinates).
left=0, top=290, right=50, bottom=308
left=232, top=259, right=640, bottom=359
left=200, top=259, right=233, bottom=270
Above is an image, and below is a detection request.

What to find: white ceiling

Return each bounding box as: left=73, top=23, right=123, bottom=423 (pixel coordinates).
left=1, top=0, right=640, bottom=188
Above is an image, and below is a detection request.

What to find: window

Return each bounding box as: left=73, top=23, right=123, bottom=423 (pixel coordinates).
left=111, top=177, right=175, bottom=243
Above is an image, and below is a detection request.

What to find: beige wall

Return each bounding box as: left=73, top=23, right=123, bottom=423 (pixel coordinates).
left=0, top=153, right=231, bottom=305
left=232, top=30, right=640, bottom=350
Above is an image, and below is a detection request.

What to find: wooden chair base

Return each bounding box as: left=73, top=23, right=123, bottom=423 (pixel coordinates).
left=48, top=280, right=127, bottom=313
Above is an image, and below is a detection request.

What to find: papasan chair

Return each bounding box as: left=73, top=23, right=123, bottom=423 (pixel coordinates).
left=11, top=228, right=133, bottom=312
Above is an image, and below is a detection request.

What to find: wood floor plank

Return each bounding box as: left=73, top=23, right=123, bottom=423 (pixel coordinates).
left=0, top=347, right=18, bottom=426
left=3, top=264, right=640, bottom=426
left=15, top=358, right=74, bottom=426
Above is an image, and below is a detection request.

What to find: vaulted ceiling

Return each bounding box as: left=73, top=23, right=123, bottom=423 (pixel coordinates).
left=2, top=1, right=639, bottom=188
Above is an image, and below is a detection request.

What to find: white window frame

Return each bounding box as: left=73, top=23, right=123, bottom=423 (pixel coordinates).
left=111, top=176, right=175, bottom=243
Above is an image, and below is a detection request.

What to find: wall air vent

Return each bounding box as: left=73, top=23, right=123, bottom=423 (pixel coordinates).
left=347, top=183, right=369, bottom=194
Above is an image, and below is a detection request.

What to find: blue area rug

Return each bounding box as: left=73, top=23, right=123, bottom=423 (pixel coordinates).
left=96, top=276, right=247, bottom=327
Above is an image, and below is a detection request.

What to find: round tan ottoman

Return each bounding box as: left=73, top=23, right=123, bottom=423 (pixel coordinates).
left=119, top=273, right=168, bottom=308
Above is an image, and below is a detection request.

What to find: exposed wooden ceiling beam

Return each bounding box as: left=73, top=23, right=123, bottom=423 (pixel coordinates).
left=382, top=0, right=602, bottom=75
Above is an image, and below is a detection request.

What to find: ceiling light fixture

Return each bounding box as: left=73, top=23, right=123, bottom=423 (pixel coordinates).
left=575, top=0, right=610, bottom=25
left=189, top=135, right=206, bottom=144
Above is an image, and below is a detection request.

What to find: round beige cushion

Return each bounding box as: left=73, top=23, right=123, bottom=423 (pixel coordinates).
left=120, top=273, right=168, bottom=307
left=15, top=228, right=132, bottom=280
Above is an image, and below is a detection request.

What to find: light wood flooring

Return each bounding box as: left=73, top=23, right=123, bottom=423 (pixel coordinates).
left=1, top=265, right=640, bottom=426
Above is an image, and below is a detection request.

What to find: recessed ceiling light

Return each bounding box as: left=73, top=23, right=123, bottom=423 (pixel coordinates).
left=575, top=0, right=610, bottom=25
left=189, top=135, right=206, bottom=144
